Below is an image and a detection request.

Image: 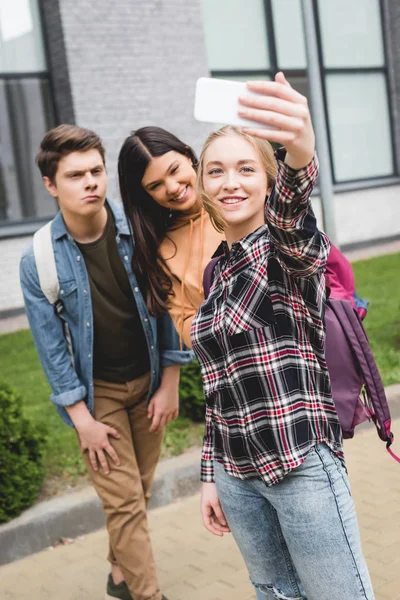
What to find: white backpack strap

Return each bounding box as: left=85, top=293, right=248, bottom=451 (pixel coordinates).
left=32, top=221, right=75, bottom=368
left=33, top=221, right=59, bottom=305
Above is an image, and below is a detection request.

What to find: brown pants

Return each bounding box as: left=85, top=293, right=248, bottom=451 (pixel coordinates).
left=80, top=373, right=164, bottom=600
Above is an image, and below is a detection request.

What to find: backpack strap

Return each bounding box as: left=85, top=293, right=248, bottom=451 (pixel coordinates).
left=387, top=444, right=400, bottom=464
left=33, top=221, right=60, bottom=305
left=203, top=256, right=222, bottom=299
left=328, top=298, right=398, bottom=461
left=33, top=221, right=75, bottom=368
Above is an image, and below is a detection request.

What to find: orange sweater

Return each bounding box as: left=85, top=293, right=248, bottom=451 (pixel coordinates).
left=160, top=209, right=224, bottom=348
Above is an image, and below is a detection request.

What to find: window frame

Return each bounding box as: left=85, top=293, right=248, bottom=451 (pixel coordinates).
left=0, top=0, right=59, bottom=235
left=313, top=0, right=398, bottom=185
left=205, top=0, right=399, bottom=188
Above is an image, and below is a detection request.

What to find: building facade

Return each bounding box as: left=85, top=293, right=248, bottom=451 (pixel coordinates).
left=0, top=0, right=399, bottom=313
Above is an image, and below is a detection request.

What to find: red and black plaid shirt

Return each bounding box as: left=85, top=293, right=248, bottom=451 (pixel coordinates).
left=191, top=151, right=343, bottom=485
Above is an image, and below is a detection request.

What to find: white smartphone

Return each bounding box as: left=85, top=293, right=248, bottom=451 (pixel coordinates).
left=194, top=77, right=271, bottom=129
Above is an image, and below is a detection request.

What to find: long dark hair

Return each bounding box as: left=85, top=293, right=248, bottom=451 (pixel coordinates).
left=118, top=126, right=197, bottom=315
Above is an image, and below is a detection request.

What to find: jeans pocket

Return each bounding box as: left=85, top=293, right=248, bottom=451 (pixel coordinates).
left=315, top=443, right=352, bottom=496
left=330, top=451, right=352, bottom=494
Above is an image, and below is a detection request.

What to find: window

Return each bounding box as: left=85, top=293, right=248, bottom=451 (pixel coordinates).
left=202, top=0, right=270, bottom=72
left=0, top=0, right=57, bottom=226
left=317, top=0, right=384, bottom=68
left=325, top=73, right=393, bottom=181
left=271, top=0, right=307, bottom=70
left=200, top=0, right=309, bottom=117
left=316, top=0, right=395, bottom=182
left=201, top=0, right=396, bottom=185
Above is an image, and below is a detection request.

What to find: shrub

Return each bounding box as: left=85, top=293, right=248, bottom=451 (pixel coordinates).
left=179, top=360, right=206, bottom=422
left=0, top=381, right=47, bottom=523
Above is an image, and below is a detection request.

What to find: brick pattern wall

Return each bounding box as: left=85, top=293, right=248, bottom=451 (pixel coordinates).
left=58, top=0, right=212, bottom=198
left=0, top=236, right=31, bottom=312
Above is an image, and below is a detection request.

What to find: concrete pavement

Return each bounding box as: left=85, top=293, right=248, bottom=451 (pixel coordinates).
left=1, top=414, right=400, bottom=600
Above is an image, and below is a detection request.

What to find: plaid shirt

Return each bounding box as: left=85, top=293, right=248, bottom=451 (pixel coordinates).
left=191, top=150, right=343, bottom=485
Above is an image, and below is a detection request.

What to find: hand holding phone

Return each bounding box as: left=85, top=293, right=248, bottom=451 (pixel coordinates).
left=237, top=72, right=315, bottom=169
left=194, top=77, right=271, bottom=129
left=194, top=72, right=315, bottom=170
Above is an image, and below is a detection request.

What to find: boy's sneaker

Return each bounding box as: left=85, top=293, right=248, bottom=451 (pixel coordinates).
left=105, top=574, right=132, bottom=600
left=105, top=574, right=169, bottom=600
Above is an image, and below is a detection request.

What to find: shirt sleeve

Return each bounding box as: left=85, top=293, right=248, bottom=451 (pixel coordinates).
left=157, top=309, right=195, bottom=367
left=19, top=253, right=87, bottom=408
left=266, top=150, right=331, bottom=277
left=200, top=407, right=215, bottom=482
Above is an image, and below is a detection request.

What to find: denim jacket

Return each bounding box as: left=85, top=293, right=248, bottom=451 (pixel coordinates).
left=20, top=199, right=194, bottom=427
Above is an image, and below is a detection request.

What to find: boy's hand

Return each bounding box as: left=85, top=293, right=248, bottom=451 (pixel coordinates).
left=147, top=386, right=179, bottom=432
left=238, top=71, right=315, bottom=170
left=147, top=364, right=180, bottom=432
left=200, top=482, right=231, bottom=537
left=77, top=418, right=121, bottom=474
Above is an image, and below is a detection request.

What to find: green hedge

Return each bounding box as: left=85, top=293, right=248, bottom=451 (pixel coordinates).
left=0, top=381, right=47, bottom=523
left=179, top=360, right=205, bottom=422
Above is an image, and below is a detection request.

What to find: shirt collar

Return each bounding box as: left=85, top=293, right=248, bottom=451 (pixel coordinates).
left=212, top=225, right=268, bottom=259
left=108, top=198, right=130, bottom=236
left=52, top=210, right=68, bottom=240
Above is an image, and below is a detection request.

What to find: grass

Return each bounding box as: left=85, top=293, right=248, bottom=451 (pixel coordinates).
left=0, top=327, right=203, bottom=485
left=0, top=251, right=398, bottom=491
left=352, top=252, right=400, bottom=386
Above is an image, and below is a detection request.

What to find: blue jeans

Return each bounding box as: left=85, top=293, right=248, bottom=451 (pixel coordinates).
left=214, top=444, right=374, bottom=600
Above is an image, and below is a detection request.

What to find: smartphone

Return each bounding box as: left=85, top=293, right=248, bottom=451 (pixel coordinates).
left=194, top=77, right=272, bottom=129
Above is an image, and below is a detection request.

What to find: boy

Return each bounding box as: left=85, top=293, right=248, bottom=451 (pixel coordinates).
left=20, top=125, right=193, bottom=600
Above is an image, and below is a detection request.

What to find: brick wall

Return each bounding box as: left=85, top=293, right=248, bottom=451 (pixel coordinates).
left=57, top=0, right=212, bottom=198
left=0, top=236, right=31, bottom=312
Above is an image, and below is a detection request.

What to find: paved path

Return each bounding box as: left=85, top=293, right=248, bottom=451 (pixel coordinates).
left=1, top=417, right=400, bottom=600
left=343, top=238, right=400, bottom=263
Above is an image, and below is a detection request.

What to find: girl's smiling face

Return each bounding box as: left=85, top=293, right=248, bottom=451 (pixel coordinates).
left=141, top=151, right=198, bottom=214
left=202, top=133, right=269, bottom=245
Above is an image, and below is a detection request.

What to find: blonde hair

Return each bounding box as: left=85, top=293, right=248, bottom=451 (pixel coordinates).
left=196, top=126, right=278, bottom=233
